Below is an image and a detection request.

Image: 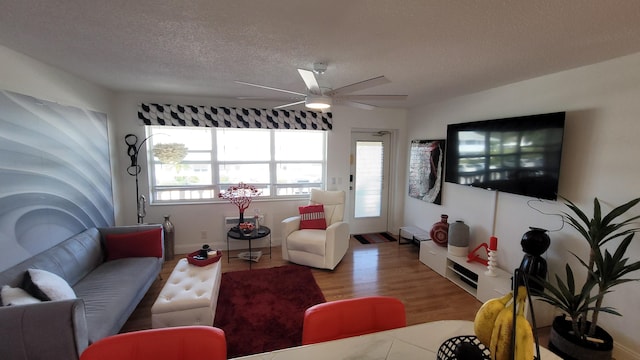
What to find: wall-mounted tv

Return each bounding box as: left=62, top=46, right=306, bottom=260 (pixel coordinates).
left=445, top=112, right=565, bottom=200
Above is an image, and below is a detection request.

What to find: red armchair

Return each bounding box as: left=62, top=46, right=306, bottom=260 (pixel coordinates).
left=302, top=296, right=406, bottom=345
left=80, top=326, right=226, bottom=360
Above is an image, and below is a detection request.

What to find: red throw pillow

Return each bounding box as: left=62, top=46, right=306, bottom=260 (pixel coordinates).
left=105, top=228, right=163, bottom=261
left=299, top=204, right=327, bottom=230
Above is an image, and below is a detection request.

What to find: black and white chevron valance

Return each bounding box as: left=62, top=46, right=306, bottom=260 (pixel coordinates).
left=137, top=103, right=333, bottom=131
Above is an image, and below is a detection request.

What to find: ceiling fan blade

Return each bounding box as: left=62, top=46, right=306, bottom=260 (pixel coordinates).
left=337, top=99, right=377, bottom=110
left=338, top=94, right=408, bottom=101
left=235, top=81, right=305, bottom=97
left=326, top=76, right=390, bottom=96
left=236, top=96, right=302, bottom=101
left=297, top=69, right=320, bottom=93
left=274, top=100, right=306, bottom=109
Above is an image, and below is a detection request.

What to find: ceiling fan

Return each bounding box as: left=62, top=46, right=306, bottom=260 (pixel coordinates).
left=235, top=63, right=407, bottom=111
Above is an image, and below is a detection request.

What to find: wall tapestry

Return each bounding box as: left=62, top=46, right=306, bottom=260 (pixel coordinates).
left=408, top=139, right=445, bottom=205
left=0, top=90, right=114, bottom=271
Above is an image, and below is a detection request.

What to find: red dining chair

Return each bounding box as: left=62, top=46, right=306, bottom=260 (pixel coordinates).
left=302, top=296, right=406, bottom=345
left=80, top=326, right=226, bottom=360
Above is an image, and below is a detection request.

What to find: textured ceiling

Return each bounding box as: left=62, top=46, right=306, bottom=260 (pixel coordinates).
left=2, top=1, right=640, bottom=109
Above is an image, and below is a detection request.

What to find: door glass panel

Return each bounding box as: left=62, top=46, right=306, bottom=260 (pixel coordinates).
left=354, top=140, right=383, bottom=218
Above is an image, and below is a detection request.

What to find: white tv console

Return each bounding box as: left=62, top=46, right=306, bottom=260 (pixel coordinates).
left=419, top=239, right=511, bottom=303
left=419, top=239, right=556, bottom=327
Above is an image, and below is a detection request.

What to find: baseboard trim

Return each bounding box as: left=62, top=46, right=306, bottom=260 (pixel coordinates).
left=614, top=341, right=640, bottom=360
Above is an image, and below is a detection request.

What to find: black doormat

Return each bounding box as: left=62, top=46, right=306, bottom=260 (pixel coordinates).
left=354, top=232, right=397, bottom=244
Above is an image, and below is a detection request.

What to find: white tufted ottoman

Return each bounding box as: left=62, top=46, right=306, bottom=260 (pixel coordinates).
left=151, top=258, right=222, bottom=328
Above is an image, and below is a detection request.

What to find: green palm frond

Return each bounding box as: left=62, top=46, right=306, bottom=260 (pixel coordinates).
left=593, top=234, right=640, bottom=291
left=546, top=196, right=640, bottom=338
left=532, top=264, right=597, bottom=317
left=561, top=197, right=640, bottom=246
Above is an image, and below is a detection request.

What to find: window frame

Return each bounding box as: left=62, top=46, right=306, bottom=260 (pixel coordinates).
left=146, top=126, right=327, bottom=204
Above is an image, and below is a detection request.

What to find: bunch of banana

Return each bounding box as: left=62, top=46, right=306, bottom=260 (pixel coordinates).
left=513, top=291, right=534, bottom=360
left=473, top=291, right=513, bottom=346
left=474, top=286, right=535, bottom=360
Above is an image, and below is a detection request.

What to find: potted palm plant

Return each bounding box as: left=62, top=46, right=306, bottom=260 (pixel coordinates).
left=533, top=197, right=640, bottom=360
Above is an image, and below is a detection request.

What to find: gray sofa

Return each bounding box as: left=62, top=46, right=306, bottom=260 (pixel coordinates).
left=0, top=225, right=164, bottom=360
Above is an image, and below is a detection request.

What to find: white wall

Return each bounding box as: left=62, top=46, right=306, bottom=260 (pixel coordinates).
left=0, top=45, right=112, bottom=111
left=111, top=92, right=407, bottom=253
left=406, top=52, right=640, bottom=358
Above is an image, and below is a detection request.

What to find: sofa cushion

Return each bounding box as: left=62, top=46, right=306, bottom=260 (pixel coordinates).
left=299, top=204, right=327, bottom=230
left=105, top=228, right=163, bottom=261
left=23, top=269, right=76, bottom=301
left=1, top=285, right=42, bottom=306
left=287, top=229, right=327, bottom=256
left=73, top=256, right=162, bottom=343
left=0, top=228, right=104, bottom=289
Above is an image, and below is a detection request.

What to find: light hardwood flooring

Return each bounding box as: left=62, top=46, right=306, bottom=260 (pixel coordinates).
left=121, top=236, right=549, bottom=344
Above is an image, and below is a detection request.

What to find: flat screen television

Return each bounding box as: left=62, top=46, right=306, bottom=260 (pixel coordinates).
left=445, top=112, right=565, bottom=200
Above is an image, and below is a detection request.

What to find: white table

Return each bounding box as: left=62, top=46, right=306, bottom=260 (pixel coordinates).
left=231, top=320, right=561, bottom=360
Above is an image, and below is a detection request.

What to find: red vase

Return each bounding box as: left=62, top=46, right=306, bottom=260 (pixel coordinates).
left=430, top=214, right=449, bottom=247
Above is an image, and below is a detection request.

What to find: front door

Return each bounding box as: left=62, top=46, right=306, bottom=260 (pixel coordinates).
left=348, top=131, right=391, bottom=234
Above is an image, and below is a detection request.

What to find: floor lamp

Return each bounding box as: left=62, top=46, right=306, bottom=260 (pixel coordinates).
left=125, top=133, right=151, bottom=224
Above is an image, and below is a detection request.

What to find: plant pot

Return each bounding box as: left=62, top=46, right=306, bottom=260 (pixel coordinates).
left=548, top=315, right=613, bottom=360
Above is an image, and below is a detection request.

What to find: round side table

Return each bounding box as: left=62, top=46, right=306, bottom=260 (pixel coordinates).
left=227, top=226, right=271, bottom=269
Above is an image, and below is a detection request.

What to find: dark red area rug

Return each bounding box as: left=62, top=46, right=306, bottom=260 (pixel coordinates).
left=354, top=232, right=397, bottom=244
left=213, top=265, right=325, bottom=358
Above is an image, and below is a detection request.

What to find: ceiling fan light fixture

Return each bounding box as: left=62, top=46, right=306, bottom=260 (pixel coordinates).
left=312, top=62, right=328, bottom=74
left=237, top=65, right=401, bottom=111
left=305, top=95, right=332, bottom=109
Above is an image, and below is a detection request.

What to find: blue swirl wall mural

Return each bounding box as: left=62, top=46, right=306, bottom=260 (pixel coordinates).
left=0, top=90, right=114, bottom=271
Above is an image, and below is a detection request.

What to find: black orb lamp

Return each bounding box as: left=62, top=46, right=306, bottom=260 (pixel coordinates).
left=518, top=227, right=551, bottom=293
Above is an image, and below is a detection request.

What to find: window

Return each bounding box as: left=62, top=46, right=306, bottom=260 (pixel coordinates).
left=147, top=126, right=326, bottom=203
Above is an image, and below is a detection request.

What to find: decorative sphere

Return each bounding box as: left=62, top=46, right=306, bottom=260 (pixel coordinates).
left=453, top=341, right=485, bottom=359
left=521, top=227, right=550, bottom=256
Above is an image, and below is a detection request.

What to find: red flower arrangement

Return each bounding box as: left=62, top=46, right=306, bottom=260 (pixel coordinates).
left=218, top=182, right=262, bottom=225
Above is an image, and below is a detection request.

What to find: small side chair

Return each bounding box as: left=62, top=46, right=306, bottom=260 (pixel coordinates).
left=80, top=326, right=226, bottom=360
left=302, top=296, right=406, bottom=345
left=281, top=188, right=350, bottom=270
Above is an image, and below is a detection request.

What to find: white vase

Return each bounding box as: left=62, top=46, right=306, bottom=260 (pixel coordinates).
left=447, top=220, right=469, bottom=257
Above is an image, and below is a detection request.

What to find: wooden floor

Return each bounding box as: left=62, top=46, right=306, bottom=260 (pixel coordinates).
left=121, top=236, right=550, bottom=345
left=122, top=236, right=482, bottom=332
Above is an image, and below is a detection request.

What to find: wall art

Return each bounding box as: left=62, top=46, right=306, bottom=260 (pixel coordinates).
left=0, top=90, right=114, bottom=270
left=408, top=139, right=445, bottom=205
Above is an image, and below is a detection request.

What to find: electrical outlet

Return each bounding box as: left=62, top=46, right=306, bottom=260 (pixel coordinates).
left=200, top=231, right=207, bottom=240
